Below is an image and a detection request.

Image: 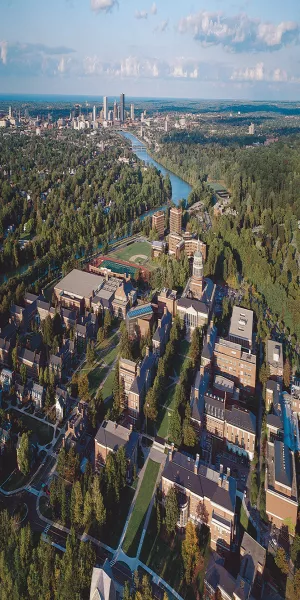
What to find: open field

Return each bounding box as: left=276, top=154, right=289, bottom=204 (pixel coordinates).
left=111, top=241, right=152, bottom=265
left=122, top=459, right=160, bottom=557
left=102, top=368, right=115, bottom=401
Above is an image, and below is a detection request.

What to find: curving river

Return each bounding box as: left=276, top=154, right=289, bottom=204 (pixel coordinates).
left=120, top=131, right=192, bottom=206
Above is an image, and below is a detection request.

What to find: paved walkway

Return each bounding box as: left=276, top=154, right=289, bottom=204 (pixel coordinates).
left=117, top=453, right=150, bottom=553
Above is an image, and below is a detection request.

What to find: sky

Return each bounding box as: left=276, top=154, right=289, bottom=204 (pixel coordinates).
left=1, top=0, right=300, bottom=100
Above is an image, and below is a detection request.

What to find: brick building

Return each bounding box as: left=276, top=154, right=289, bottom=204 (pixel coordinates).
left=119, top=348, right=156, bottom=420
left=169, top=206, right=182, bottom=234
left=161, top=451, right=236, bottom=555
left=213, top=338, right=256, bottom=395
left=152, top=210, right=165, bottom=239
left=265, top=440, right=298, bottom=531
left=94, top=420, right=139, bottom=480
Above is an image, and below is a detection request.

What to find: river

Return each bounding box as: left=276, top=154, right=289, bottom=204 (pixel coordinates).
left=120, top=131, right=192, bottom=205
left=0, top=133, right=192, bottom=286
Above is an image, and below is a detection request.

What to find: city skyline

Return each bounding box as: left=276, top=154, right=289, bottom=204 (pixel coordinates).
left=0, top=0, right=300, bottom=100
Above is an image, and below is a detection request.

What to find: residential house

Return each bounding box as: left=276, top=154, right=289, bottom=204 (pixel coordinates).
left=0, top=368, right=14, bottom=392
left=18, top=348, right=42, bottom=380
left=55, top=386, right=70, bottom=421
left=15, top=383, right=28, bottom=405
left=94, top=420, right=139, bottom=480
left=64, top=401, right=91, bottom=457
left=152, top=307, right=172, bottom=357
left=49, top=339, right=76, bottom=381
left=162, top=451, right=236, bottom=555
left=0, top=322, right=17, bottom=367
left=75, top=313, right=98, bottom=351
left=119, top=348, right=156, bottom=420
left=37, top=299, right=51, bottom=323
left=31, top=383, right=45, bottom=409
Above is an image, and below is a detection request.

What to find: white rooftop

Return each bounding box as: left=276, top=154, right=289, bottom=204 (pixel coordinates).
left=55, top=269, right=103, bottom=299
left=229, top=306, right=253, bottom=344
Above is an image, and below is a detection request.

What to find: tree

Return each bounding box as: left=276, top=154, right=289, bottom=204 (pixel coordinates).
left=17, top=432, right=31, bottom=475
left=165, top=487, right=179, bottom=535
left=119, top=322, right=133, bottom=360
left=20, top=363, right=27, bottom=384
left=144, top=387, right=158, bottom=422
left=156, top=500, right=161, bottom=534
left=103, top=310, right=112, bottom=337
left=283, top=358, right=292, bottom=388
left=78, top=372, right=90, bottom=401
left=89, top=391, right=103, bottom=428
left=72, top=481, right=83, bottom=526
left=189, top=327, right=202, bottom=367
left=291, top=533, right=300, bottom=568
left=93, top=477, right=106, bottom=529
left=183, top=405, right=196, bottom=448
left=182, top=521, right=200, bottom=584
left=83, top=490, right=93, bottom=529
left=196, top=500, right=209, bottom=525
left=169, top=409, right=182, bottom=445
left=97, top=326, right=104, bottom=345
left=275, top=547, right=289, bottom=575
left=86, top=340, right=96, bottom=365
left=12, top=346, right=18, bottom=371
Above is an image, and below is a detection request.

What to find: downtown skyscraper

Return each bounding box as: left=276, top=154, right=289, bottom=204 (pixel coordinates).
left=120, top=93, right=125, bottom=123
left=103, top=96, right=108, bottom=121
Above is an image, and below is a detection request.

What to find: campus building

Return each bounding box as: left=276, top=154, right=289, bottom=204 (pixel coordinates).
left=170, top=206, right=182, bottom=234
left=161, top=451, right=236, bottom=555
left=265, top=440, right=298, bottom=531
left=126, top=303, right=155, bottom=339
left=152, top=210, right=165, bottom=239
left=94, top=420, right=139, bottom=480
left=157, top=288, right=177, bottom=317
left=266, top=339, right=283, bottom=381
left=119, top=348, right=156, bottom=420
left=213, top=338, right=256, bottom=395
left=54, top=269, right=103, bottom=312
left=229, top=306, right=253, bottom=351
left=152, top=307, right=172, bottom=357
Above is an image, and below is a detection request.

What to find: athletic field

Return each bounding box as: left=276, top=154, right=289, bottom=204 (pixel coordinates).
left=111, top=241, right=152, bottom=266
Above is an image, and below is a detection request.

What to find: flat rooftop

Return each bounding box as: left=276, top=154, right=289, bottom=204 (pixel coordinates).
left=229, top=306, right=253, bottom=344
left=266, top=441, right=298, bottom=500
left=267, top=340, right=283, bottom=370
left=55, top=269, right=103, bottom=299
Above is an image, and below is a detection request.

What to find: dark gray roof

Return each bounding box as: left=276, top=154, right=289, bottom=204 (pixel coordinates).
left=152, top=310, right=172, bottom=343
left=274, top=441, right=292, bottom=488
left=205, top=555, right=236, bottom=596
left=225, top=406, right=256, bottom=434
left=267, top=413, right=283, bottom=430
left=50, top=354, right=62, bottom=366
left=10, top=304, right=24, bottom=316
left=241, top=531, right=266, bottom=574
left=32, top=383, right=44, bottom=395
left=95, top=420, right=139, bottom=459
left=19, top=348, right=38, bottom=364
left=162, top=452, right=236, bottom=513
left=204, top=394, right=225, bottom=421
left=25, top=292, right=39, bottom=303
left=37, top=299, right=50, bottom=311
left=266, top=379, right=281, bottom=404
left=61, top=308, right=77, bottom=321
left=177, top=297, right=209, bottom=314
left=0, top=322, right=17, bottom=340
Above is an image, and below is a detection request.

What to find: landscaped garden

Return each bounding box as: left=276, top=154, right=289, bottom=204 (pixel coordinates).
left=122, top=459, right=160, bottom=557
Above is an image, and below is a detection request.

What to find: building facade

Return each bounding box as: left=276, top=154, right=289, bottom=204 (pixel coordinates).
left=152, top=211, right=165, bottom=239
left=169, top=207, right=182, bottom=234
left=213, top=338, right=256, bottom=395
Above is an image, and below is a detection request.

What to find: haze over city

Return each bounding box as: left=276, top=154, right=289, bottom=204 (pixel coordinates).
left=1, top=0, right=300, bottom=99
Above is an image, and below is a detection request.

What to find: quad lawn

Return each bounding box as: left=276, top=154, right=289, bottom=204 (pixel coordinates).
left=122, top=459, right=160, bottom=557
left=140, top=506, right=210, bottom=600
left=156, top=340, right=190, bottom=439
left=79, top=331, right=119, bottom=397
left=102, top=368, right=115, bottom=401
left=111, top=241, right=151, bottom=264
left=88, top=364, right=109, bottom=397
left=9, top=409, right=54, bottom=445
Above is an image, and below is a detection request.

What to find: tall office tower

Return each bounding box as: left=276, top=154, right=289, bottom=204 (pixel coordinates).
left=152, top=211, right=165, bottom=239
left=170, top=207, right=182, bottom=235
left=74, top=104, right=80, bottom=118
left=108, top=110, right=113, bottom=122
left=120, top=93, right=125, bottom=122
left=103, top=96, right=108, bottom=120
left=8, top=106, right=12, bottom=118
left=113, top=100, right=118, bottom=121
left=93, top=105, right=96, bottom=122
left=130, top=103, right=135, bottom=121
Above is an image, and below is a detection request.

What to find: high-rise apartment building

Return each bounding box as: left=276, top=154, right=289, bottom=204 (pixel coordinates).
left=169, top=206, right=182, bottom=235
left=103, top=96, right=108, bottom=120
left=120, top=93, right=125, bottom=123
left=113, top=100, right=118, bottom=121
left=152, top=211, right=165, bottom=239
left=92, top=105, right=96, bottom=122
left=130, top=103, right=135, bottom=121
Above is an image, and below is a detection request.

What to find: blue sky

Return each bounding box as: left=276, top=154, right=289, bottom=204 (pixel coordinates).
left=1, top=0, right=300, bottom=99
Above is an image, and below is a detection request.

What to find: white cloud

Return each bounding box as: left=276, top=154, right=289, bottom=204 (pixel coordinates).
left=0, top=41, right=8, bottom=65
left=155, top=19, right=168, bottom=33
left=90, top=0, right=118, bottom=13
left=150, top=2, right=157, bottom=16
left=231, top=62, right=289, bottom=82
left=178, top=11, right=300, bottom=52
left=58, top=57, right=66, bottom=73
left=135, top=10, right=148, bottom=20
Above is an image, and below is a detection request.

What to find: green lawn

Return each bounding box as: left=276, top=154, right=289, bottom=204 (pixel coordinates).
left=141, top=506, right=209, bottom=599
left=1, top=469, right=29, bottom=492
left=111, top=241, right=152, bottom=264
left=103, top=345, right=118, bottom=366
left=102, top=368, right=115, bottom=401
left=10, top=410, right=54, bottom=445
left=156, top=342, right=190, bottom=439
left=101, top=486, right=135, bottom=549
left=122, top=459, right=160, bottom=557
left=237, top=497, right=257, bottom=540
left=78, top=331, right=119, bottom=397
left=89, top=365, right=109, bottom=397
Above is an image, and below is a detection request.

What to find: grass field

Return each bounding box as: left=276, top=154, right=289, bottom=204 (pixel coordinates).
left=122, top=459, right=160, bottom=557
left=157, top=339, right=190, bottom=439
left=102, top=368, right=115, bottom=401
left=111, top=241, right=152, bottom=265
left=10, top=410, right=54, bottom=445
left=79, top=331, right=119, bottom=397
